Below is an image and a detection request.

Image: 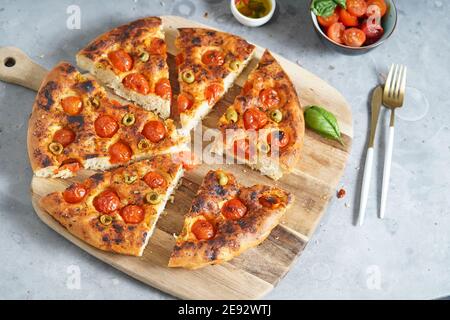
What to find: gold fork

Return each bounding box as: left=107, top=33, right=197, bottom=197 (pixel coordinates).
left=380, top=64, right=407, bottom=219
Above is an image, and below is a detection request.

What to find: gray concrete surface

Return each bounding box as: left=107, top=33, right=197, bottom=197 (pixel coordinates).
left=0, top=0, right=449, bottom=299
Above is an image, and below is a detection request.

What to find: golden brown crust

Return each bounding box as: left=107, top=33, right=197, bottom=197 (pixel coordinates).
left=219, top=50, right=305, bottom=174
left=40, top=156, right=183, bottom=256
left=168, top=170, right=293, bottom=269
left=28, top=62, right=185, bottom=177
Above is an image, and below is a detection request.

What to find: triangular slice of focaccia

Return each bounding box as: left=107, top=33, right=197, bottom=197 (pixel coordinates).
left=76, top=17, right=171, bottom=119
left=168, top=170, right=293, bottom=269
left=28, top=62, right=187, bottom=178
left=175, top=28, right=256, bottom=135
left=40, top=155, right=184, bottom=256
left=217, top=50, right=305, bottom=180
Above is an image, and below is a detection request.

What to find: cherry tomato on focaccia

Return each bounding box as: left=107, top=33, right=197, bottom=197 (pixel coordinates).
left=175, top=53, right=184, bottom=66
left=53, top=128, right=75, bottom=147
left=143, top=172, right=166, bottom=189
left=317, top=8, right=339, bottom=27
left=149, top=38, right=167, bottom=55
left=122, top=73, right=150, bottom=95
left=60, top=159, right=81, bottom=173
left=177, top=93, right=194, bottom=113
left=267, top=130, right=289, bottom=149
left=367, top=0, right=387, bottom=17
left=94, top=115, right=119, bottom=138
left=120, top=205, right=145, bottom=224
left=243, top=108, right=268, bottom=130
left=205, top=83, right=223, bottom=105
left=191, top=219, right=215, bottom=240
left=155, top=79, right=172, bottom=100
left=108, top=50, right=133, bottom=72
left=221, top=198, right=247, bottom=220
left=201, top=50, right=225, bottom=66
left=259, top=88, right=280, bottom=110
left=63, top=183, right=87, bottom=204
left=233, top=139, right=251, bottom=160
left=93, top=190, right=120, bottom=214
left=61, top=96, right=83, bottom=115
left=109, top=141, right=132, bottom=164
left=342, top=27, right=367, bottom=47
left=259, top=195, right=282, bottom=209
left=142, top=120, right=166, bottom=143
left=339, top=8, right=359, bottom=27
left=346, top=0, right=368, bottom=17
left=327, top=22, right=346, bottom=44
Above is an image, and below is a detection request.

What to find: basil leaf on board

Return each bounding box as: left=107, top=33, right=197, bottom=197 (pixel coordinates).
left=304, top=106, right=344, bottom=145
left=310, top=0, right=337, bottom=17
left=333, top=0, right=347, bottom=9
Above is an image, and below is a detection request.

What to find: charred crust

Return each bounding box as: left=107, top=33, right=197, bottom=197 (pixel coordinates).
left=75, top=80, right=95, bottom=94
left=112, top=223, right=123, bottom=233
left=90, top=172, right=104, bottom=182
left=37, top=81, right=58, bottom=111
left=85, top=154, right=99, bottom=159
left=191, top=37, right=201, bottom=46
left=102, top=235, right=110, bottom=243
left=67, top=115, right=84, bottom=127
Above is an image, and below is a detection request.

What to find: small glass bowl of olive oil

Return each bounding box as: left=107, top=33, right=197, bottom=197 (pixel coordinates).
left=230, top=0, right=276, bottom=27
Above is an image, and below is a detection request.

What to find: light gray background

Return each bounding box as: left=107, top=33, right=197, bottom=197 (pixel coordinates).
left=0, top=0, right=449, bottom=300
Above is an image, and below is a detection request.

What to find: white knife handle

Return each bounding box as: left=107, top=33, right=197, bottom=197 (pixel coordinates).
left=380, top=126, right=394, bottom=219
left=358, top=147, right=374, bottom=226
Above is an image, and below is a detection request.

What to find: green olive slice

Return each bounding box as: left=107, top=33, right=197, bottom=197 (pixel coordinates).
left=48, top=142, right=63, bottom=155
left=138, top=139, right=150, bottom=150
left=217, top=171, right=229, bottom=186
left=270, top=109, right=283, bottom=123
left=124, top=173, right=137, bottom=184
left=181, top=70, right=195, bottom=84
left=139, top=51, right=150, bottom=62
left=228, top=60, right=241, bottom=72
left=225, top=107, right=238, bottom=123
left=145, top=191, right=162, bottom=205
left=99, top=214, right=113, bottom=226
left=122, top=113, right=136, bottom=126
left=257, top=141, right=271, bottom=154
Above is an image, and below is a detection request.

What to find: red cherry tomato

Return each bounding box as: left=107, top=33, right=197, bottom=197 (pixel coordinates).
left=222, top=198, right=247, bottom=220
left=346, top=0, right=368, bottom=17
left=233, top=139, right=251, bottom=160
left=109, top=141, right=132, bottom=164
left=191, top=219, right=215, bottom=240
left=177, top=93, right=194, bottom=113
left=63, top=183, right=87, bottom=204
left=367, top=0, right=387, bottom=17
left=53, top=128, right=76, bottom=147
left=60, top=159, right=82, bottom=173
left=259, top=88, right=280, bottom=110
left=317, top=9, right=339, bottom=28
left=143, top=172, right=166, bottom=189
left=242, top=81, right=253, bottom=95
left=94, top=115, right=119, bottom=138
left=204, top=83, right=223, bottom=105
left=93, top=190, right=120, bottom=214
left=360, top=20, right=384, bottom=44
left=149, top=38, right=167, bottom=55
left=120, top=205, right=145, bottom=224
left=342, top=27, right=367, bottom=47
left=175, top=53, right=184, bottom=66
left=259, top=195, right=282, bottom=209
left=122, top=73, right=150, bottom=95
left=108, top=50, right=133, bottom=72
left=201, top=50, right=225, bottom=66
left=326, top=22, right=346, bottom=44
left=339, top=8, right=359, bottom=27
left=142, top=120, right=166, bottom=143
left=154, top=78, right=172, bottom=100
left=267, top=130, right=289, bottom=149
left=243, top=108, right=268, bottom=130
left=61, top=96, right=83, bottom=115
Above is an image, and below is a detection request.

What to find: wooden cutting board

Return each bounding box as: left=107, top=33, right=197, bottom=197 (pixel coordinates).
left=0, top=16, right=352, bottom=300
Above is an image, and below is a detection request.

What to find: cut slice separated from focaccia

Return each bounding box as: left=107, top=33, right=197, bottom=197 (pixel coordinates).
left=40, top=156, right=184, bottom=256
left=28, top=62, right=187, bottom=179
left=217, top=50, right=305, bottom=180
left=168, top=170, right=293, bottom=269
left=175, top=28, right=256, bottom=135
left=76, top=17, right=171, bottom=119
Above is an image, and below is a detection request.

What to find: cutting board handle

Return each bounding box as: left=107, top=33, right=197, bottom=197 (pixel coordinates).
left=0, top=47, right=48, bottom=91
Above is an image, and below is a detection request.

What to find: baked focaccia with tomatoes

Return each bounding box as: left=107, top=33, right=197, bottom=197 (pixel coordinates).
left=40, top=156, right=183, bottom=256
left=76, top=17, right=171, bottom=119
left=28, top=62, right=187, bottom=178
left=168, top=170, right=293, bottom=269
left=218, top=50, right=305, bottom=180
left=175, top=28, right=256, bottom=135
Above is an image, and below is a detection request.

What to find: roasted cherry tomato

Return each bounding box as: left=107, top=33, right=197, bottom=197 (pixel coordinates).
left=346, top=0, right=368, bottom=17
left=259, top=88, right=280, bottom=110
left=205, top=83, right=223, bottom=105
left=327, top=22, right=346, bottom=44
left=233, top=139, right=251, bottom=160
left=142, top=120, right=166, bottom=143
left=175, top=53, right=184, bottom=66
left=63, top=183, right=87, bottom=204
left=339, top=8, right=359, bottom=27
left=143, top=172, right=166, bottom=189
left=342, top=27, right=367, bottom=47
left=108, top=50, right=133, bottom=72
left=267, top=130, right=289, bottom=149
left=242, top=81, right=253, bottom=95
left=191, top=219, right=215, bottom=240
left=93, top=190, right=120, bottom=214
left=367, top=0, right=387, bottom=17
left=109, top=141, right=132, bottom=164
left=243, top=108, right=268, bottom=130
left=53, top=128, right=75, bottom=147
left=60, top=159, right=82, bottom=173
left=201, top=50, right=225, bottom=66
left=94, top=115, right=119, bottom=138
left=360, top=20, right=384, bottom=44
left=123, top=73, right=150, bottom=95
left=149, top=38, right=166, bottom=55
left=221, top=198, right=247, bottom=220
left=259, top=195, right=282, bottom=209
left=155, top=79, right=172, bottom=100
left=317, top=9, right=339, bottom=27
left=120, top=205, right=145, bottom=224
left=177, top=93, right=194, bottom=113
left=61, top=96, right=83, bottom=115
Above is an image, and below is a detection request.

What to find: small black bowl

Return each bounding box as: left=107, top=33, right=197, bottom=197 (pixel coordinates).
left=310, top=0, right=398, bottom=55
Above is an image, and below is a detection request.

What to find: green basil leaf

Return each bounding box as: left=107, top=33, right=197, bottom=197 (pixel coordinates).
left=304, top=106, right=344, bottom=145
left=310, top=0, right=337, bottom=17
left=333, top=0, right=347, bottom=9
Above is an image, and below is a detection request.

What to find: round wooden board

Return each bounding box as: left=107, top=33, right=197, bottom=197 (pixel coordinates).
left=28, top=16, right=352, bottom=300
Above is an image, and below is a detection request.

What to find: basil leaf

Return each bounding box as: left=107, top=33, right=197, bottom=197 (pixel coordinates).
left=310, top=0, right=337, bottom=17
left=304, top=106, right=344, bottom=145
left=333, top=0, right=347, bottom=9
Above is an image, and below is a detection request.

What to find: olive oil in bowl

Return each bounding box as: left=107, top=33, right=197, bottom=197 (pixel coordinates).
left=235, top=0, right=272, bottom=19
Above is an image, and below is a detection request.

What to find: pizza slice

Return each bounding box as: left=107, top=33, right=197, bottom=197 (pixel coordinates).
left=76, top=17, right=171, bottom=119
left=217, top=50, right=305, bottom=180
left=28, top=62, right=187, bottom=178
left=175, top=28, right=256, bottom=135
left=40, top=155, right=183, bottom=256
left=168, top=170, right=293, bottom=269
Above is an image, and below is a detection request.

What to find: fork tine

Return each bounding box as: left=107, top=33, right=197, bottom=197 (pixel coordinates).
left=399, top=66, right=407, bottom=102
left=384, top=64, right=395, bottom=98
left=390, top=64, right=400, bottom=98
left=393, top=65, right=403, bottom=99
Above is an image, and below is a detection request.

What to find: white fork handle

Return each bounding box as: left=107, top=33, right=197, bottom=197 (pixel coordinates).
left=380, top=126, right=395, bottom=219
left=358, top=147, right=374, bottom=226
